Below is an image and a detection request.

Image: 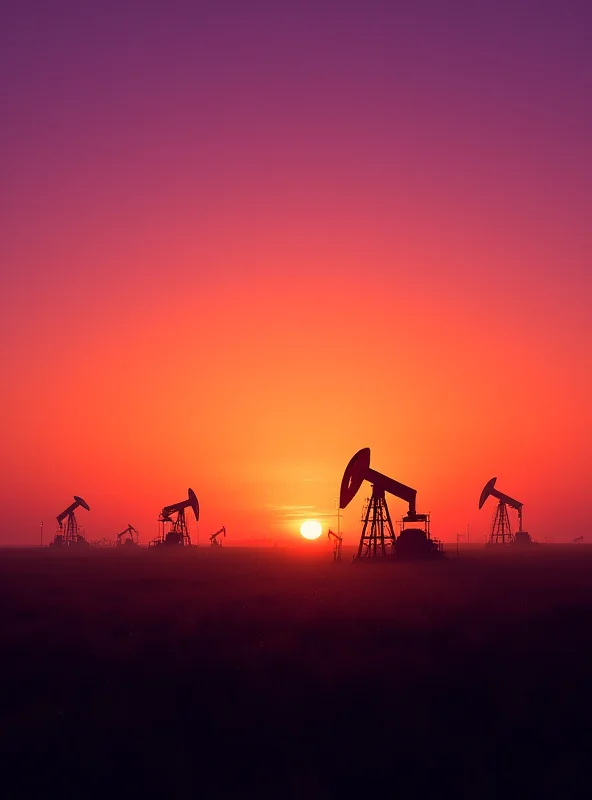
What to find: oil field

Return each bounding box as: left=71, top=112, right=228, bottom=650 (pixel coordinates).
left=2, top=1, right=591, bottom=797
left=1, top=544, right=591, bottom=797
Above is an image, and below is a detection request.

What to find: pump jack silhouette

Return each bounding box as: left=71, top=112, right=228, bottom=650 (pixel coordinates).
left=51, top=496, right=90, bottom=547
left=339, top=448, right=442, bottom=559
left=150, top=489, right=199, bottom=547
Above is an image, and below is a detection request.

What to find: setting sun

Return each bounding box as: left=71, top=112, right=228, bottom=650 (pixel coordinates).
left=300, top=520, right=323, bottom=540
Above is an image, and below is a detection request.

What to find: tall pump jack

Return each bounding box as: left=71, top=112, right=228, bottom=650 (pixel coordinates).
left=479, top=477, right=532, bottom=545
left=210, top=526, right=226, bottom=546
left=116, top=524, right=139, bottom=547
left=150, top=488, right=199, bottom=547
left=52, top=496, right=90, bottom=547
left=339, top=448, right=442, bottom=560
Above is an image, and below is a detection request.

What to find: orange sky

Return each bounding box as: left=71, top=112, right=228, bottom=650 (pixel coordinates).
left=1, top=3, right=591, bottom=545
left=2, top=237, right=589, bottom=545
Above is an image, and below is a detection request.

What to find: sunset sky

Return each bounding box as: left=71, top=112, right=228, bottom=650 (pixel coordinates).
left=1, top=1, right=590, bottom=545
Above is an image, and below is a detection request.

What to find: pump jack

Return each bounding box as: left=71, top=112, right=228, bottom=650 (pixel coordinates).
left=210, top=526, right=226, bottom=546
left=51, top=496, right=90, bottom=547
left=150, top=488, right=199, bottom=547
left=327, top=529, right=343, bottom=561
left=117, top=524, right=138, bottom=547
left=479, top=477, right=532, bottom=545
left=339, top=448, right=442, bottom=559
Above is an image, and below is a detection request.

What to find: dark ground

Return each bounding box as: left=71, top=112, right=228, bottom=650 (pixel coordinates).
left=1, top=544, right=591, bottom=798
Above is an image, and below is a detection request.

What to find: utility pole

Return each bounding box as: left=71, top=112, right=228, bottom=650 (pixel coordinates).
left=40, top=521, right=43, bottom=547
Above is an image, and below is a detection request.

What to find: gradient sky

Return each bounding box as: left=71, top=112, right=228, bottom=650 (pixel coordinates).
left=1, top=0, right=591, bottom=545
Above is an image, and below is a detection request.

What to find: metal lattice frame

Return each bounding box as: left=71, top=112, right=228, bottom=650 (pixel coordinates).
left=173, top=508, right=192, bottom=546
left=489, top=500, right=514, bottom=544
left=64, top=512, right=79, bottom=545
left=357, top=487, right=396, bottom=558
left=159, top=508, right=192, bottom=546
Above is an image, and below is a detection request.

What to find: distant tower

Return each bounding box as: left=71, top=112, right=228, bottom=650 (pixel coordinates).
left=327, top=529, right=343, bottom=561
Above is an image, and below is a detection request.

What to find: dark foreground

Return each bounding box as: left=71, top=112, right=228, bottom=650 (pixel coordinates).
left=1, top=545, right=591, bottom=798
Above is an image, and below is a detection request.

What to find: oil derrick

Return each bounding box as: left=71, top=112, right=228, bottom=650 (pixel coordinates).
left=339, top=448, right=442, bottom=560
left=479, top=477, right=532, bottom=545
left=150, top=488, right=199, bottom=547
left=52, top=496, right=90, bottom=547
left=327, top=529, right=343, bottom=561
left=116, top=524, right=139, bottom=547
left=210, top=526, right=226, bottom=546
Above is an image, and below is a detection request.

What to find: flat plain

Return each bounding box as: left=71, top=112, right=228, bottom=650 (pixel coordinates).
left=1, top=544, right=591, bottom=798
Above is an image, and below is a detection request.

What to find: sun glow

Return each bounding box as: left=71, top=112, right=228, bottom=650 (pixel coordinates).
left=300, top=519, right=323, bottom=540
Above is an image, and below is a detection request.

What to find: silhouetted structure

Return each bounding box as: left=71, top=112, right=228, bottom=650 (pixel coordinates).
left=150, top=489, right=199, bottom=547
left=116, top=524, right=139, bottom=547
left=479, top=477, right=533, bottom=545
left=327, top=528, right=343, bottom=561
left=339, top=448, right=442, bottom=560
left=396, top=514, right=440, bottom=559
left=210, top=526, right=226, bottom=546
left=51, top=496, right=90, bottom=547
